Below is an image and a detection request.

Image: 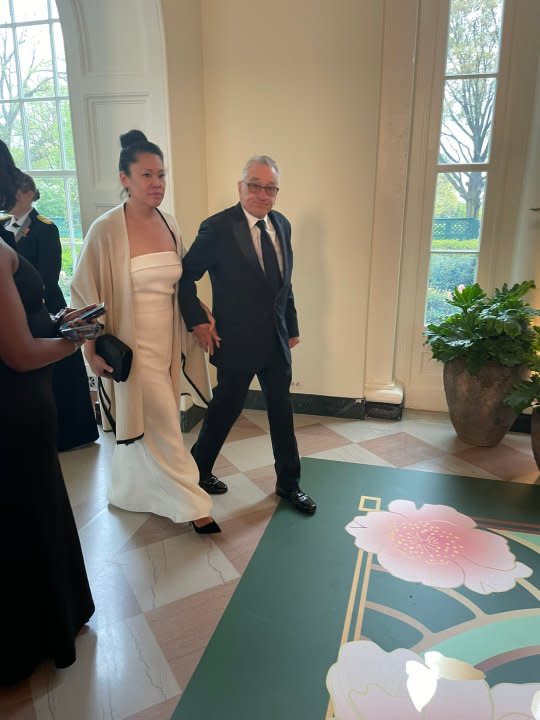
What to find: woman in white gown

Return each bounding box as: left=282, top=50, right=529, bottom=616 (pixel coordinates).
left=71, top=130, right=220, bottom=533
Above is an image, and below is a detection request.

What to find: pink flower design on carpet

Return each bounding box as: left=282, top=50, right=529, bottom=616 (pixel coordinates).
left=345, top=500, right=532, bottom=594
left=326, top=641, right=540, bottom=720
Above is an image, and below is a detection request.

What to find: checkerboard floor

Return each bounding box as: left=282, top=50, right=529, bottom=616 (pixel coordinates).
left=2, top=409, right=538, bottom=720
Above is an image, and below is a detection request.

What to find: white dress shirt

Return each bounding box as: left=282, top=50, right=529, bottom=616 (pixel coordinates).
left=5, top=209, right=32, bottom=240
left=242, top=207, right=284, bottom=276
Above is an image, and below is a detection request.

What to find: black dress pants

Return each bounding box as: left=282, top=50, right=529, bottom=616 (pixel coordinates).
left=192, top=343, right=301, bottom=490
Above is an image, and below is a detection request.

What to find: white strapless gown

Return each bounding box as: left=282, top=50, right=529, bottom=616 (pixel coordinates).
left=109, top=251, right=212, bottom=522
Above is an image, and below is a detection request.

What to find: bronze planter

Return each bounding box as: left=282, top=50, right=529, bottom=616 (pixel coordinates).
left=443, top=358, right=527, bottom=447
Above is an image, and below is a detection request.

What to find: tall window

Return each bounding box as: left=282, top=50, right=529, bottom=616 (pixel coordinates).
left=0, top=0, right=81, bottom=301
left=425, top=0, right=505, bottom=324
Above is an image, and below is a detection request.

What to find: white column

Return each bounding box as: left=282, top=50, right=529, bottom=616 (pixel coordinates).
left=363, top=0, right=419, bottom=405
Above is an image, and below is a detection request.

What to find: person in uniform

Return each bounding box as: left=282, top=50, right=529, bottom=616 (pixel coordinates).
left=2, top=172, right=98, bottom=450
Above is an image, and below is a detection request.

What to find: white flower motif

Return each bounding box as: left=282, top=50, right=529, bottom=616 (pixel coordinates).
left=326, top=641, right=540, bottom=719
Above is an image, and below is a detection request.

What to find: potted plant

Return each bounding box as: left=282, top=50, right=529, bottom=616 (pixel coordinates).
left=424, top=280, right=540, bottom=446
left=505, top=362, right=540, bottom=469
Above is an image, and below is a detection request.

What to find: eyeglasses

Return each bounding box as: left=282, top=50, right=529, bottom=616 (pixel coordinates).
left=243, top=181, right=279, bottom=197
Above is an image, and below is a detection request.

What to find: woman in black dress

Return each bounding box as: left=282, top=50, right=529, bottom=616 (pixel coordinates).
left=0, top=140, right=95, bottom=685
left=3, top=172, right=98, bottom=451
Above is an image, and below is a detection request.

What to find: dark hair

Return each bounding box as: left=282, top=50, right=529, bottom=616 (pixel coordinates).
left=0, top=139, right=21, bottom=211
left=16, top=171, right=40, bottom=201
left=118, top=129, right=164, bottom=175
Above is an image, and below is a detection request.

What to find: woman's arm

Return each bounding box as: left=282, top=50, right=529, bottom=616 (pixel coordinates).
left=0, top=242, right=80, bottom=371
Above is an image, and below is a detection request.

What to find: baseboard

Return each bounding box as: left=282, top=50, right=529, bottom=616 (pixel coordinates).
left=243, top=390, right=366, bottom=419
left=180, top=392, right=407, bottom=431
left=180, top=403, right=207, bottom=433
left=365, top=401, right=403, bottom=420
left=510, top=413, right=531, bottom=434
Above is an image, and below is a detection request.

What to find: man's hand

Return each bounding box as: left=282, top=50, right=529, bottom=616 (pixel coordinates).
left=193, top=322, right=221, bottom=355
left=289, top=336, right=300, bottom=349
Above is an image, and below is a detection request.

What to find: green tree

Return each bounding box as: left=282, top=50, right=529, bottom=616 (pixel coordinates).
left=440, top=0, right=502, bottom=218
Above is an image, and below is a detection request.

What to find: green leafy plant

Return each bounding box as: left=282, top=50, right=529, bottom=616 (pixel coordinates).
left=424, top=280, right=540, bottom=375
left=505, top=355, right=540, bottom=414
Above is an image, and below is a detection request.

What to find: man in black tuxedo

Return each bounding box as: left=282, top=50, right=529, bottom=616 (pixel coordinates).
left=179, top=155, right=316, bottom=514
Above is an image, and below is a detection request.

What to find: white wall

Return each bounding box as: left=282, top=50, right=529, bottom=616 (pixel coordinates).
left=60, top=0, right=540, bottom=408
left=165, top=0, right=383, bottom=399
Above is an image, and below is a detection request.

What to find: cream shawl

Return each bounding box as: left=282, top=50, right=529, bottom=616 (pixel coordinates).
left=71, top=203, right=211, bottom=443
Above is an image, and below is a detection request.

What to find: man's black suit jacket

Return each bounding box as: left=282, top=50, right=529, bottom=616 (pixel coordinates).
left=1, top=208, right=65, bottom=313
left=179, top=203, right=299, bottom=372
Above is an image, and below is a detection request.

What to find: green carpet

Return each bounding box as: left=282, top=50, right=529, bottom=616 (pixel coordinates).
left=172, top=459, right=540, bottom=719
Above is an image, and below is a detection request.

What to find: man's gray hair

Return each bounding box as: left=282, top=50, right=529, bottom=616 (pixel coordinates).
left=240, top=155, right=280, bottom=181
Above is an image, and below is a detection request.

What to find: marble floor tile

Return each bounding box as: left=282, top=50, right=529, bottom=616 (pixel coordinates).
left=499, top=431, right=535, bottom=454
left=511, top=469, right=540, bottom=484
left=401, top=420, right=471, bottom=453
left=295, top=423, right=352, bottom=455
left=121, top=513, right=191, bottom=552
left=208, top=473, right=275, bottom=522
left=323, top=417, right=402, bottom=443
left=456, top=443, right=538, bottom=481
left=78, top=505, right=150, bottom=579
left=2, top=701, right=36, bottom=720
left=245, top=464, right=280, bottom=496
left=117, top=534, right=239, bottom=611
left=225, top=414, right=267, bottom=442
left=213, top=506, right=276, bottom=573
left=124, top=696, right=180, bottom=720
left=406, top=453, right=499, bottom=480
left=212, top=452, right=240, bottom=479
left=359, top=432, right=446, bottom=467
left=86, top=561, right=142, bottom=630
left=307, top=443, right=394, bottom=466
left=31, top=616, right=179, bottom=720
left=146, top=580, right=239, bottom=690
left=220, top=434, right=276, bottom=472
left=0, top=680, right=35, bottom=720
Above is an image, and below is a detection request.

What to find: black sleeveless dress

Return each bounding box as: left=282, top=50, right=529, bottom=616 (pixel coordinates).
left=0, top=252, right=95, bottom=685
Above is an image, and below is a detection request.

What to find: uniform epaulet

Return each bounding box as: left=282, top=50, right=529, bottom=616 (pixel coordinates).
left=36, top=214, right=53, bottom=224
left=0, top=214, right=11, bottom=222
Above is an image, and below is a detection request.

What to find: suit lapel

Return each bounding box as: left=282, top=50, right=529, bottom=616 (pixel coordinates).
left=269, top=210, right=290, bottom=281
left=231, top=203, right=267, bottom=281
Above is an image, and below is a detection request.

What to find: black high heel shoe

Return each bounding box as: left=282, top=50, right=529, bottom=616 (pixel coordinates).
left=190, top=519, right=221, bottom=534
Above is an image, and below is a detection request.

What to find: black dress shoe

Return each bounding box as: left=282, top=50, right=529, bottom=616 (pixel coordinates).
left=190, top=519, right=222, bottom=534
left=275, top=487, right=317, bottom=515
left=199, top=474, right=228, bottom=495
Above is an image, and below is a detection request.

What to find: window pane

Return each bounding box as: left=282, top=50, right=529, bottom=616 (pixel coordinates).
left=13, top=0, right=49, bottom=23
left=50, top=0, right=59, bottom=20
left=425, top=253, right=478, bottom=325
left=0, top=1, right=12, bottom=25
left=52, top=23, right=68, bottom=94
left=439, top=77, right=496, bottom=165
left=35, top=176, right=66, bottom=230
left=446, top=0, right=504, bottom=76
left=17, top=25, right=55, bottom=98
left=35, top=175, right=70, bottom=298
left=0, top=102, right=24, bottom=165
left=0, top=27, right=18, bottom=97
left=59, top=99, right=75, bottom=169
left=67, top=176, right=82, bottom=239
left=431, top=171, right=485, bottom=251
left=25, top=100, right=61, bottom=169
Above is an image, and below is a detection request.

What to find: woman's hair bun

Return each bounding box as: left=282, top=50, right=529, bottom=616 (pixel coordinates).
left=120, top=129, right=148, bottom=149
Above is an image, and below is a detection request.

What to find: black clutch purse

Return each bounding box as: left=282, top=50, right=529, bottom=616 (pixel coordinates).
left=95, top=334, right=132, bottom=382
